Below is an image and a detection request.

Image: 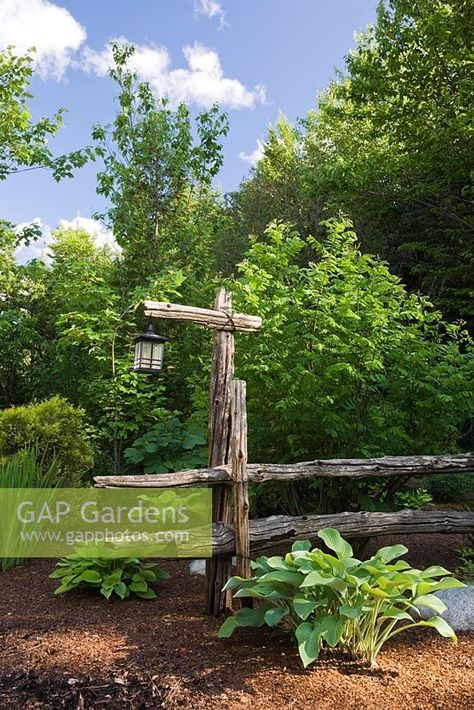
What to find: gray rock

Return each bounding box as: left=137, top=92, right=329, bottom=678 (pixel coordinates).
left=417, top=584, right=474, bottom=632
left=188, top=559, right=206, bottom=576
left=188, top=557, right=237, bottom=576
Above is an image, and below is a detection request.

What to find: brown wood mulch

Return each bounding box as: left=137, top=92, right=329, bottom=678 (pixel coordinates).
left=0, top=533, right=473, bottom=710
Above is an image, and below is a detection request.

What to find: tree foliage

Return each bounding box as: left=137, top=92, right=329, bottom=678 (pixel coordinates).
left=92, top=42, right=229, bottom=285
left=0, top=47, right=93, bottom=182
left=222, top=115, right=318, bottom=274
left=304, top=0, right=474, bottom=325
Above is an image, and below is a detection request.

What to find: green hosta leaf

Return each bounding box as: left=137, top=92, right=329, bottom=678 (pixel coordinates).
left=391, top=560, right=412, bottom=571
left=129, top=581, right=148, bottom=592
left=428, top=578, right=465, bottom=593
left=251, top=558, right=273, bottom=574
left=317, top=528, right=353, bottom=560
left=294, top=559, right=322, bottom=574
left=319, top=614, right=345, bottom=647
left=292, top=540, right=312, bottom=553
left=295, top=622, right=323, bottom=668
left=223, top=575, right=256, bottom=591
left=80, top=570, right=102, bottom=584
left=300, top=570, right=347, bottom=592
left=264, top=607, right=289, bottom=627
left=292, top=595, right=321, bottom=620
left=61, top=574, right=78, bottom=586
left=218, top=616, right=238, bottom=638
left=361, top=583, right=389, bottom=598
left=259, top=570, right=304, bottom=586
left=343, top=557, right=362, bottom=570
left=266, top=556, right=295, bottom=571
left=378, top=573, right=416, bottom=591
left=104, top=569, right=122, bottom=585
left=135, top=588, right=157, bottom=600
left=295, top=621, right=311, bottom=645
left=234, top=605, right=273, bottom=628
left=113, top=582, right=127, bottom=599
left=413, top=594, right=447, bottom=614
left=421, top=566, right=452, bottom=579
left=361, top=563, right=384, bottom=576
left=339, top=604, right=363, bottom=619
left=381, top=607, right=413, bottom=621
left=414, top=577, right=466, bottom=596
left=100, top=586, right=113, bottom=600
left=234, top=584, right=291, bottom=600
left=418, top=616, right=457, bottom=640
left=373, top=544, right=408, bottom=564
left=54, top=582, right=76, bottom=594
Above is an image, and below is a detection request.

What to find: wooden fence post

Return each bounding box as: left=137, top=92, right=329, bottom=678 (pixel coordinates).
left=205, top=288, right=234, bottom=615
left=230, top=380, right=250, bottom=585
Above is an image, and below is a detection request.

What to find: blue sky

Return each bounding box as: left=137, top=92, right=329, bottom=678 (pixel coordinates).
left=1, top=0, right=377, bottom=240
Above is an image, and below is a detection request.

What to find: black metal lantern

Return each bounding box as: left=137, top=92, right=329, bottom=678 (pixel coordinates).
left=133, top=323, right=168, bottom=374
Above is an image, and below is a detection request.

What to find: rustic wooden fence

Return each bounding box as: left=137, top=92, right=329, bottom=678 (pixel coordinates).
left=95, top=379, right=474, bottom=616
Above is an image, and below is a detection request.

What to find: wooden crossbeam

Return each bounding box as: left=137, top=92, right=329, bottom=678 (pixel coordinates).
left=94, top=452, right=474, bottom=488
left=143, top=300, right=261, bottom=332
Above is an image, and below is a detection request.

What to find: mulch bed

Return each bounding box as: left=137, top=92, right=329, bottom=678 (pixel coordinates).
left=0, top=533, right=473, bottom=709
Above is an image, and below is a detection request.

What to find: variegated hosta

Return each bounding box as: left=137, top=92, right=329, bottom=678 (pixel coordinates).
left=218, top=528, right=464, bottom=667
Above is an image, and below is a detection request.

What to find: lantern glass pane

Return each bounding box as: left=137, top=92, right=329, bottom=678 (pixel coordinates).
left=150, top=341, right=164, bottom=371
left=134, top=340, right=142, bottom=369
left=141, top=341, right=152, bottom=361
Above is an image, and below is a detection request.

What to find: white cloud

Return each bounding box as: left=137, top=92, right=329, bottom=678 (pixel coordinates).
left=0, top=0, right=86, bottom=79
left=83, top=41, right=266, bottom=110
left=239, top=139, right=265, bottom=167
left=194, top=0, right=229, bottom=29
left=0, top=1, right=262, bottom=108
left=14, top=216, right=120, bottom=264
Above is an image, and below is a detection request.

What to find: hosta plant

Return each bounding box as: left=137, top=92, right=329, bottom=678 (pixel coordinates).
left=218, top=528, right=464, bottom=667
left=50, top=554, right=169, bottom=600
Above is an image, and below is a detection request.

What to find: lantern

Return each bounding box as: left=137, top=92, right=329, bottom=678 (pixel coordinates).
left=133, top=323, right=168, bottom=374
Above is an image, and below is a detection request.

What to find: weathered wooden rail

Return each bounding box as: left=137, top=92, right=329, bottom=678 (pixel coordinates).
left=210, top=509, right=474, bottom=556
left=95, top=452, right=474, bottom=488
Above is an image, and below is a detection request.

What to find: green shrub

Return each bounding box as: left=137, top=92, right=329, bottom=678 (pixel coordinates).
left=50, top=554, right=169, bottom=600
left=0, top=396, right=94, bottom=485
left=0, top=447, right=61, bottom=571
left=124, top=417, right=207, bottom=474
left=219, top=528, right=464, bottom=668
left=232, top=220, right=474, bottom=464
